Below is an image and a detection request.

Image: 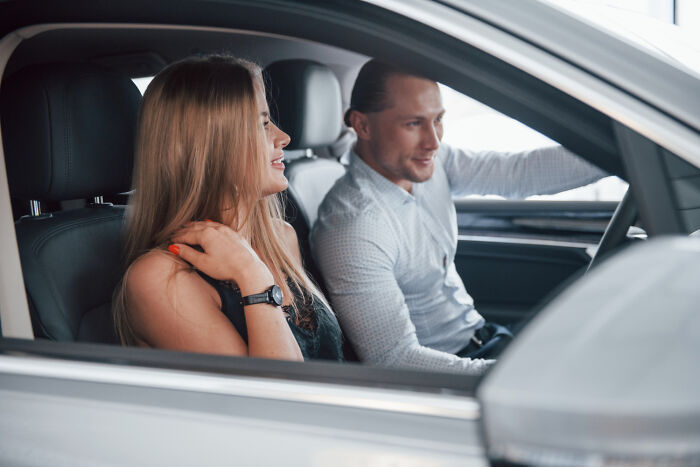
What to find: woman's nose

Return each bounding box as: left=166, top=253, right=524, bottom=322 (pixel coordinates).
left=275, top=124, right=291, bottom=149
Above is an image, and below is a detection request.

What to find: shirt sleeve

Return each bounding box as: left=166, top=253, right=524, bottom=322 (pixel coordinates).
left=440, top=143, right=607, bottom=199
left=312, top=209, right=494, bottom=375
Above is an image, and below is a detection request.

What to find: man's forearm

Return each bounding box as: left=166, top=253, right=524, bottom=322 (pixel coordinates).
left=444, top=144, right=607, bottom=198
left=370, top=330, right=494, bottom=375
left=334, top=295, right=493, bottom=376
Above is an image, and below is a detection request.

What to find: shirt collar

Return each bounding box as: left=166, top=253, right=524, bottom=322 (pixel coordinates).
left=348, top=150, right=417, bottom=207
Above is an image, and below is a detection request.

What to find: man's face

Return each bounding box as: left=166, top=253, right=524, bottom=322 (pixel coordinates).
left=360, top=74, right=444, bottom=191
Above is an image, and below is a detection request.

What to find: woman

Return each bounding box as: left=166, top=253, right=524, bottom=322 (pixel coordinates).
left=113, top=55, right=342, bottom=361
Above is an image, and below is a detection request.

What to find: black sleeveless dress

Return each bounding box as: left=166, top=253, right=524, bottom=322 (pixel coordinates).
left=200, top=274, right=343, bottom=361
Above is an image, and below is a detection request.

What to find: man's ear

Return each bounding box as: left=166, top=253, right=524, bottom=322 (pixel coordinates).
left=349, top=110, right=371, bottom=140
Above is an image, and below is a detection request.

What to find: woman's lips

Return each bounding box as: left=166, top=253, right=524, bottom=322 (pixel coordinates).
left=271, top=155, right=285, bottom=169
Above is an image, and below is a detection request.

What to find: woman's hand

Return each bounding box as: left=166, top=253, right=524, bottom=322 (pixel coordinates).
left=162, top=221, right=301, bottom=361
left=169, top=221, right=274, bottom=292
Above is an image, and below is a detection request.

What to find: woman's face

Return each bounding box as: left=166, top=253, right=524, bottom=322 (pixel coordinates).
left=256, top=85, right=291, bottom=196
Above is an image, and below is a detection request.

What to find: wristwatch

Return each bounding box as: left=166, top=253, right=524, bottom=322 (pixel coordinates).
left=241, top=285, right=283, bottom=307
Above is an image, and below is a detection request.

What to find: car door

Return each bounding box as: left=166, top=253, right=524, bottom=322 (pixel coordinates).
left=454, top=199, right=616, bottom=323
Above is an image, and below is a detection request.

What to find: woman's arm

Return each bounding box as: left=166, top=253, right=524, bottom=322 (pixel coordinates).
left=170, top=221, right=303, bottom=361
left=126, top=251, right=250, bottom=355
left=127, top=221, right=303, bottom=361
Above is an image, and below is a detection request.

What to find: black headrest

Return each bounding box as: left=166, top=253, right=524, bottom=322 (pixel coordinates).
left=265, top=59, right=342, bottom=150
left=0, top=63, right=141, bottom=201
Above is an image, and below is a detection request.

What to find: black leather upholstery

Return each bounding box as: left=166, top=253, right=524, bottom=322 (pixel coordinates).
left=0, top=63, right=140, bottom=343
left=1, top=63, right=140, bottom=201
left=15, top=207, right=126, bottom=342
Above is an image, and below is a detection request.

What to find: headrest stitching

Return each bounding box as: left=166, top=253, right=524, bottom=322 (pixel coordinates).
left=26, top=211, right=125, bottom=257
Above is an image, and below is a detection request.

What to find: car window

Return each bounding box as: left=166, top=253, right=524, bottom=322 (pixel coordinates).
left=440, top=83, right=628, bottom=201
left=132, top=75, right=628, bottom=202
left=134, top=76, right=628, bottom=202
left=132, top=76, right=153, bottom=95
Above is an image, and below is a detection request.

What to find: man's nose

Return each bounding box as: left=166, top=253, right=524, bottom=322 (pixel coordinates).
left=422, top=124, right=440, bottom=150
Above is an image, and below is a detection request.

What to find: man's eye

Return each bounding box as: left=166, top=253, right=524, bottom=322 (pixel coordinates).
left=407, top=121, right=420, bottom=127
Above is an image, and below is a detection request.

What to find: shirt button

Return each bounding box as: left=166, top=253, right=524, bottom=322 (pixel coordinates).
left=443, top=254, right=447, bottom=268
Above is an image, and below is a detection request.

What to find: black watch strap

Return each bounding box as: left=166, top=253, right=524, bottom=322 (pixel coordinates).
left=242, top=285, right=283, bottom=307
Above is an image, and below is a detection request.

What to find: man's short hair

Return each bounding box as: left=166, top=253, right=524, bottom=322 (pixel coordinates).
left=344, top=59, right=418, bottom=126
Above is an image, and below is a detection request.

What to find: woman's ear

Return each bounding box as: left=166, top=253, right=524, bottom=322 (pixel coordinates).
left=348, top=110, right=371, bottom=140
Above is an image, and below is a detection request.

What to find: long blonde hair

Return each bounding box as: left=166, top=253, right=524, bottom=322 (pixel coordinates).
left=114, top=55, right=326, bottom=345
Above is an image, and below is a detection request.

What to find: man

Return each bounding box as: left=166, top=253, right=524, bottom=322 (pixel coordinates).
left=311, top=60, right=605, bottom=374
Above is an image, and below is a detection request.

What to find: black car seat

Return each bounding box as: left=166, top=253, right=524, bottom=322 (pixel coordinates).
left=264, top=59, right=347, bottom=288
left=0, top=63, right=141, bottom=343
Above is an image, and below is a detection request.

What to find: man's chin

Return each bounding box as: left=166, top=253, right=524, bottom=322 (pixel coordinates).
left=410, top=164, right=435, bottom=183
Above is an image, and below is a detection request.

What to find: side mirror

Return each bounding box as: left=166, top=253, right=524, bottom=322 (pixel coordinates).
left=478, top=237, right=700, bottom=466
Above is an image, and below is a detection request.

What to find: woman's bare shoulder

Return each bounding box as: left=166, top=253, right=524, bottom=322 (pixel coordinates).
left=125, top=250, right=218, bottom=319
left=127, top=250, right=187, bottom=291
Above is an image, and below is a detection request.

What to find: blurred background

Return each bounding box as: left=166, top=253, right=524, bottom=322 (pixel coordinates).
left=442, top=0, right=700, bottom=201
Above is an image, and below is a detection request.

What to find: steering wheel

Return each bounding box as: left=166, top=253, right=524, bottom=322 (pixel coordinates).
left=587, top=188, right=638, bottom=272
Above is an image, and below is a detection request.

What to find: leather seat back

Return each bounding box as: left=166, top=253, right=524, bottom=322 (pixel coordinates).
left=264, top=59, right=346, bottom=284
left=1, top=63, right=141, bottom=342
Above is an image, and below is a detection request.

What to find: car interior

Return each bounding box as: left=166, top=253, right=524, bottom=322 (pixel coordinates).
left=1, top=61, right=140, bottom=343
left=2, top=20, right=699, bottom=367
left=1, top=28, right=369, bottom=346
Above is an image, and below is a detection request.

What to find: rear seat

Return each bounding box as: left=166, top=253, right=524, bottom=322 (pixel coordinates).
left=0, top=63, right=141, bottom=342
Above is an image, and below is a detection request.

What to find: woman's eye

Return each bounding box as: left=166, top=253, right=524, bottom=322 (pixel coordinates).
left=263, top=119, right=270, bottom=128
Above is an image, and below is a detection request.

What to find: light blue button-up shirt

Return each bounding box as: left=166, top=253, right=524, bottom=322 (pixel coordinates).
left=311, top=144, right=604, bottom=374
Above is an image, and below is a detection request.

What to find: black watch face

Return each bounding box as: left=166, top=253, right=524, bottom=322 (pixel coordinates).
left=270, top=285, right=283, bottom=306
